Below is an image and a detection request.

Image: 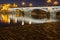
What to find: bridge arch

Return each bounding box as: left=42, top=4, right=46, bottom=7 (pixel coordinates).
left=24, top=7, right=49, bottom=20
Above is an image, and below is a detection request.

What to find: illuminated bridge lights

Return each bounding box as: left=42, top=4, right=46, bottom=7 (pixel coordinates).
left=0, top=6, right=60, bottom=25
left=22, top=17, right=25, bottom=25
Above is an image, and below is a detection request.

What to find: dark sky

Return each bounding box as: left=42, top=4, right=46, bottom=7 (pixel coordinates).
left=0, top=0, right=60, bottom=6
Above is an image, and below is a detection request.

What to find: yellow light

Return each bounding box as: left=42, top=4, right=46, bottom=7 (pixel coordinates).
left=22, top=2, right=25, bottom=6
left=13, top=3, right=18, bottom=7
left=29, top=20, right=32, bottom=24
left=14, top=18, right=17, bottom=23
left=47, top=0, right=51, bottom=3
left=22, top=21, right=24, bottom=25
left=8, top=18, right=10, bottom=23
left=22, top=17, right=24, bottom=25
left=1, top=14, right=10, bottom=23
left=1, top=4, right=10, bottom=10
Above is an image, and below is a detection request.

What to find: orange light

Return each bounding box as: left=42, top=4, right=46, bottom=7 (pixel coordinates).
left=53, top=1, right=58, bottom=5
left=29, top=3, right=33, bottom=7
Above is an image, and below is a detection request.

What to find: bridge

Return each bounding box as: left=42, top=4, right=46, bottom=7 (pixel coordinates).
left=9, top=6, right=60, bottom=18
left=2, top=6, right=60, bottom=25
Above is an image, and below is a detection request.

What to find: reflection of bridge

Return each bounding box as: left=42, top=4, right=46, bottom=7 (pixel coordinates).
left=3, top=6, right=60, bottom=25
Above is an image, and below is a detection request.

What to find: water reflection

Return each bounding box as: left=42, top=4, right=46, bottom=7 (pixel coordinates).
left=31, top=9, right=47, bottom=19
left=56, top=11, right=60, bottom=20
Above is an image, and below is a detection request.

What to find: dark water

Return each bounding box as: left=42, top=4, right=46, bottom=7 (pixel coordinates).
left=0, top=21, right=60, bottom=40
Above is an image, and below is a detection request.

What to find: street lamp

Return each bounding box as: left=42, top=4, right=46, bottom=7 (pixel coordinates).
left=29, top=3, right=33, bottom=7
left=13, top=3, right=18, bottom=7
left=22, top=2, right=26, bottom=7
left=47, top=0, right=51, bottom=3
left=1, top=4, right=10, bottom=10
left=53, top=1, right=58, bottom=6
left=46, top=0, right=51, bottom=6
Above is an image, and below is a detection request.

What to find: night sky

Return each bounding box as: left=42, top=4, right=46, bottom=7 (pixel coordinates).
left=0, top=0, right=60, bottom=6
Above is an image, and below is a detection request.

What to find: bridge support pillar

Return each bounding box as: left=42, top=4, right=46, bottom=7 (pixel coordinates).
left=48, top=8, right=56, bottom=20
left=50, top=11, right=56, bottom=20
